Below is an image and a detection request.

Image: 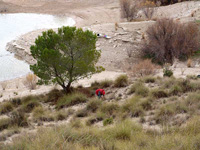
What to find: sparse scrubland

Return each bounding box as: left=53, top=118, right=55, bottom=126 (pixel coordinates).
left=1, top=0, right=200, bottom=149
left=0, top=75, right=200, bottom=149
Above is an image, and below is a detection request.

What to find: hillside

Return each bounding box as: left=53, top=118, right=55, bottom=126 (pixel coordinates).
left=0, top=75, right=200, bottom=149
left=0, top=0, right=200, bottom=149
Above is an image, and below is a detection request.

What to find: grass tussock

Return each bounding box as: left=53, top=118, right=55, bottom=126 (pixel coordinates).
left=0, top=102, right=14, bottom=114
left=100, top=103, right=120, bottom=117
left=114, top=75, right=128, bottom=87
left=129, top=82, right=149, bottom=97
left=86, top=98, right=102, bottom=112
left=56, top=93, right=88, bottom=109
left=143, top=76, right=156, bottom=83
left=151, top=89, right=168, bottom=98
left=3, top=117, right=200, bottom=150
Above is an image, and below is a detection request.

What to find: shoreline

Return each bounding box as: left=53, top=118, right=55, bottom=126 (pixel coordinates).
left=1, top=0, right=200, bottom=102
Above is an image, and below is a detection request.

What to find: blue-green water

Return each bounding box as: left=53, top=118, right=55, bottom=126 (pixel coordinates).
left=0, top=13, right=75, bottom=81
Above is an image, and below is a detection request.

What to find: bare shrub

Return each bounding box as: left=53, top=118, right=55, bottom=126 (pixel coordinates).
left=142, top=18, right=200, bottom=64
left=24, top=73, right=37, bottom=90
left=131, top=59, right=160, bottom=77
left=120, top=0, right=138, bottom=21
left=1, top=82, right=7, bottom=90
left=141, top=0, right=156, bottom=20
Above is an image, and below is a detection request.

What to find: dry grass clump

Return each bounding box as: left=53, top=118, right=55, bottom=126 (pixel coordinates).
left=86, top=115, right=104, bottom=126
left=106, top=120, right=142, bottom=141
left=42, top=89, right=64, bottom=104
left=56, top=93, right=88, bottom=109
left=21, top=98, right=41, bottom=113
left=10, top=110, right=28, bottom=127
left=154, top=102, right=188, bottom=124
left=99, top=79, right=113, bottom=88
left=154, top=104, right=177, bottom=124
left=23, top=73, right=37, bottom=90
left=90, top=79, right=113, bottom=89
left=100, top=103, right=120, bottom=117
left=151, top=89, right=168, bottom=98
left=184, top=92, right=200, bottom=113
left=139, top=97, right=153, bottom=111
left=32, top=106, right=54, bottom=122
left=122, top=96, right=145, bottom=117
left=0, top=102, right=14, bottom=114
left=0, top=118, right=11, bottom=132
left=86, top=98, right=102, bottom=113
left=143, top=76, right=156, bottom=83
left=54, top=110, right=69, bottom=121
left=114, top=75, right=128, bottom=87
left=132, top=59, right=160, bottom=77
left=129, top=81, right=149, bottom=97
left=70, top=119, right=83, bottom=128
left=75, top=108, right=88, bottom=118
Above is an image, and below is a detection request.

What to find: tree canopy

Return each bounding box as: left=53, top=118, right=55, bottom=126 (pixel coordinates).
left=30, top=26, right=104, bottom=93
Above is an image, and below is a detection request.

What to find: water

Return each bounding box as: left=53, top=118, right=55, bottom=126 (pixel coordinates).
left=0, top=13, right=75, bottom=81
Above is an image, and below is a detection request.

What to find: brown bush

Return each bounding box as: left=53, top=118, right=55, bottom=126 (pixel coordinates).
left=142, top=18, right=200, bottom=64
left=120, top=0, right=138, bottom=21
left=131, top=59, right=160, bottom=77
left=24, top=73, right=37, bottom=90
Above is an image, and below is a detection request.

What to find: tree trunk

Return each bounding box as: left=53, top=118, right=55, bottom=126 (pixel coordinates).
left=62, top=82, right=72, bottom=94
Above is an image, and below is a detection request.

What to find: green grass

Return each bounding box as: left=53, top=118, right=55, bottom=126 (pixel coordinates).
left=103, top=117, right=113, bottom=126
left=56, top=93, right=88, bottom=109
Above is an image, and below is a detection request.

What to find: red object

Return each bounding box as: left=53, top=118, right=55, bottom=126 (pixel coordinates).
left=95, top=89, right=105, bottom=96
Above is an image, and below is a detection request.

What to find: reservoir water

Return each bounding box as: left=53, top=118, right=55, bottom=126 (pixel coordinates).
left=0, top=13, right=75, bottom=81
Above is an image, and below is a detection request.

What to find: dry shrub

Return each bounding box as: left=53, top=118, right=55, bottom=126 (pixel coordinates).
left=187, top=58, right=192, bottom=68
left=140, top=0, right=156, bottom=20
left=24, top=73, right=37, bottom=90
left=120, top=0, right=138, bottom=21
left=131, top=59, right=160, bottom=77
left=142, top=18, right=200, bottom=64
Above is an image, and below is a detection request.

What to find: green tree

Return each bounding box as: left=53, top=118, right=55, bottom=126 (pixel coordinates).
left=30, top=26, right=104, bottom=93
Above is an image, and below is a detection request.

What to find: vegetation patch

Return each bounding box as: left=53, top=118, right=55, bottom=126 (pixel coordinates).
left=0, top=102, right=14, bottom=114
left=114, top=75, right=128, bottom=87
left=56, top=93, right=88, bottom=109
